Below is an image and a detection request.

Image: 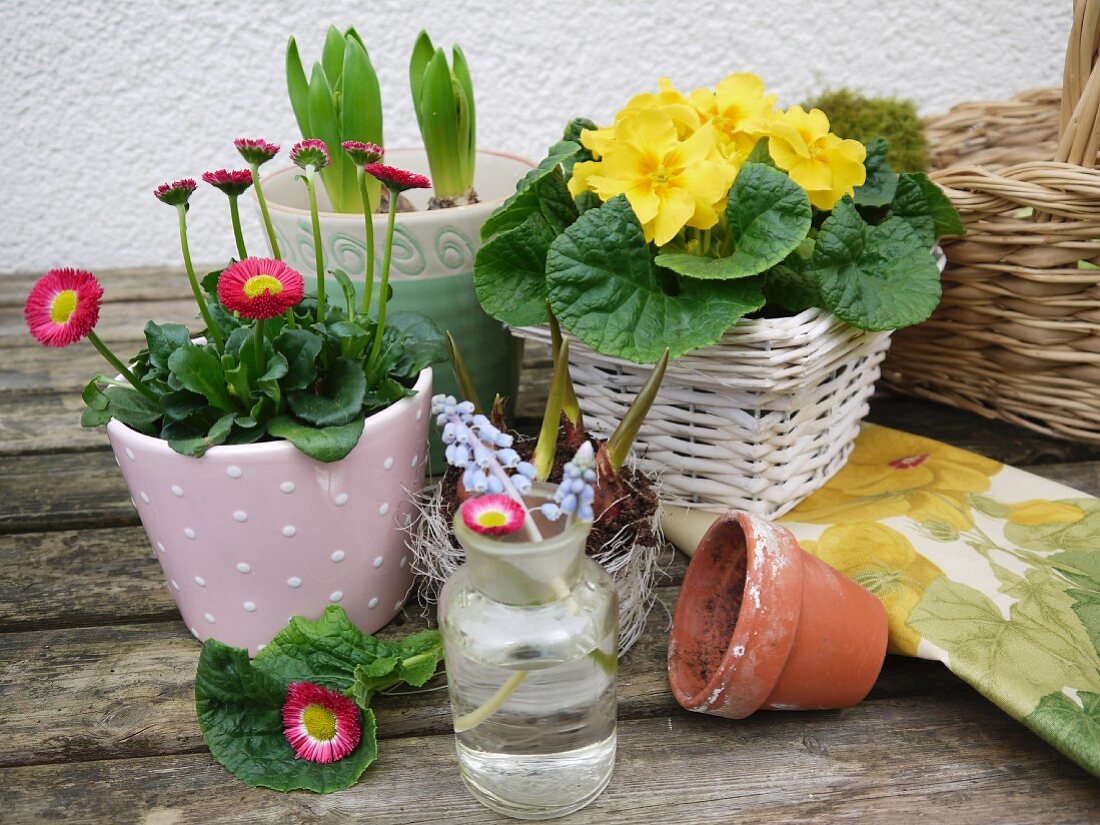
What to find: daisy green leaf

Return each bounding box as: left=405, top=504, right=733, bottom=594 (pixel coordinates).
left=266, top=414, right=365, bottom=462
left=286, top=358, right=366, bottom=426
left=195, top=639, right=378, bottom=793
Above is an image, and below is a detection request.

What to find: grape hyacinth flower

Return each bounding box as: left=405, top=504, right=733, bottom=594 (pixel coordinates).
left=282, top=681, right=361, bottom=764
left=289, top=140, right=331, bottom=323
left=343, top=141, right=385, bottom=316
left=202, top=169, right=254, bottom=259
left=234, top=138, right=282, bottom=259
left=540, top=441, right=597, bottom=525
left=154, top=177, right=222, bottom=346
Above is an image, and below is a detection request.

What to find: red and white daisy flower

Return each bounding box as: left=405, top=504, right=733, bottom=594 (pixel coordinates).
left=202, top=168, right=253, bottom=196
left=153, top=178, right=197, bottom=206
left=24, top=268, right=104, bottom=347
left=460, top=494, right=527, bottom=537
left=289, top=139, right=331, bottom=171
left=342, top=140, right=384, bottom=166
left=217, top=257, right=304, bottom=320
left=234, top=137, right=280, bottom=166
left=363, top=163, right=431, bottom=193
left=282, top=681, right=361, bottom=764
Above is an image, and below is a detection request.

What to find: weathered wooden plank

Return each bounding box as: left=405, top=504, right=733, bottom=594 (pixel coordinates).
left=0, top=342, right=148, bottom=395
left=0, top=299, right=201, bottom=347
left=0, top=581, right=967, bottom=769
left=0, top=267, right=193, bottom=308
left=0, top=692, right=1094, bottom=825
left=0, top=392, right=113, bottom=455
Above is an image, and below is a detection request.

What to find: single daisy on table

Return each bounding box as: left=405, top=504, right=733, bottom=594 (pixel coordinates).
left=217, top=257, right=305, bottom=320
left=282, top=681, right=361, bottom=764
left=460, top=493, right=527, bottom=537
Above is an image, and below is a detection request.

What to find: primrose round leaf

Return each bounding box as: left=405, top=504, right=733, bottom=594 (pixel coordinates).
left=656, top=162, right=811, bottom=281
left=546, top=195, right=765, bottom=363
left=195, top=639, right=378, bottom=793
left=809, top=199, right=942, bottom=331
left=475, top=214, right=555, bottom=327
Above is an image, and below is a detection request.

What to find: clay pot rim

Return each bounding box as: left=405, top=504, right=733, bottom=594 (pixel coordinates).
left=669, top=510, right=804, bottom=717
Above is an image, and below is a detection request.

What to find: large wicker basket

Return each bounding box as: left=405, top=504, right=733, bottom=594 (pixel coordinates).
left=517, top=309, right=891, bottom=519
left=883, top=1, right=1100, bottom=443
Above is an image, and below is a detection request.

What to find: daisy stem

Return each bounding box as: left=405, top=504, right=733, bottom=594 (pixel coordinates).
left=87, top=331, right=158, bottom=403
left=366, top=188, right=399, bottom=375
left=228, top=195, right=248, bottom=260
left=356, top=167, right=377, bottom=316
left=253, top=318, right=266, bottom=371
left=303, top=170, right=326, bottom=324
left=175, top=205, right=223, bottom=348
left=250, top=162, right=281, bottom=260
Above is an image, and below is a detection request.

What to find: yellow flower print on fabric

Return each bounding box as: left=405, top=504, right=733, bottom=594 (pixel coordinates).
left=800, top=523, right=943, bottom=655
left=1006, top=500, right=1087, bottom=527
left=787, top=425, right=1003, bottom=529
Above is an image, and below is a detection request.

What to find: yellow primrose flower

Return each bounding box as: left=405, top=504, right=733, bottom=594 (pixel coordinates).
left=767, top=105, right=867, bottom=209
left=688, top=72, right=777, bottom=164
left=786, top=424, right=1002, bottom=529
left=581, top=78, right=700, bottom=158
left=798, top=523, right=943, bottom=656
left=570, top=108, right=737, bottom=246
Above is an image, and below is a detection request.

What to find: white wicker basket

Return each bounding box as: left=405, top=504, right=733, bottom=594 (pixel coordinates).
left=516, top=308, right=892, bottom=519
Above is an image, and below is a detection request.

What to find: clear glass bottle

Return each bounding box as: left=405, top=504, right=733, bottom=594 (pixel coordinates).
left=439, top=503, right=618, bottom=820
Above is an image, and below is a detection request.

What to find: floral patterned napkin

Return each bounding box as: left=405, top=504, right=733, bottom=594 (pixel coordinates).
left=780, top=424, right=1100, bottom=777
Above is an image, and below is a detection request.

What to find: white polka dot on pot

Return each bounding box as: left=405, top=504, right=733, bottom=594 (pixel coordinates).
left=139, top=492, right=150, bottom=504
left=378, top=502, right=390, bottom=516
left=280, top=481, right=295, bottom=493
left=204, top=613, right=216, bottom=624
left=190, top=627, right=200, bottom=639
left=334, top=493, right=349, bottom=507
left=194, top=576, right=206, bottom=587
left=125, top=447, right=135, bottom=461
left=236, top=562, right=251, bottom=574
left=156, top=541, right=166, bottom=554
left=411, top=454, right=419, bottom=468
left=330, top=591, right=343, bottom=603
left=233, top=511, right=248, bottom=523
left=184, top=528, right=196, bottom=540
left=383, top=457, right=394, bottom=470
left=282, top=525, right=296, bottom=538
left=373, top=556, right=384, bottom=569
left=171, top=485, right=184, bottom=497
left=226, top=465, right=242, bottom=478
left=331, top=550, right=345, bottom=563
left=171, top=579, right=180, bottom=591
left=368, top=597, right=379, bottom=609
left=287, top=577, right=302, bottom=589
left=416, top=408, right=423, bottom=422
left=243, top=602, right=257, bottom=613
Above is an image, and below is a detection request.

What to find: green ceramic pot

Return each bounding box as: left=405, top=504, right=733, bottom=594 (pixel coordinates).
left=259, top=148, right=532, bottom=471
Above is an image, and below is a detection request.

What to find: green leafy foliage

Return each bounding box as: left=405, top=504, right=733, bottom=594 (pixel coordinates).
left=853, top=137, right=898, bottom=207
left=287, top=26, right=383, bottom=212
left=656, top=162, right=811, bottom=280
left=809, top=199, right=942, bottom=330
left=1027, top=691, right=1100, bottom=777
left=195, top=607, right=441, bottom=794
left=546, top=196, right=765, bottom=363
left=891, top=172, right=966, bottom=245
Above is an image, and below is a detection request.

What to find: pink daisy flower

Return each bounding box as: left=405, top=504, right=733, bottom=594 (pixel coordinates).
left=202, top=168, right=253, bottom=196
left=460, top=494, right=527, bottom=537
left=363, top=163, right=431, bottom=193
left=217, top=258, right=304, bottom=320
left=282, top=682, right=361, bottom=764
left=342, top=140, right=384, bottom=166
left=153, top=178, right=197, bottom=206
left=24, top=268, right=104, bottom=347
left=234, top=138, right=280, bottom=166
left=289, top=139, right=330, bottom=171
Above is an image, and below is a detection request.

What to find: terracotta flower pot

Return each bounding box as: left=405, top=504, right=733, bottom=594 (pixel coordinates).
left=105, top=368, right=432, bottom=656
left=668, top=510, right=887, bottom=718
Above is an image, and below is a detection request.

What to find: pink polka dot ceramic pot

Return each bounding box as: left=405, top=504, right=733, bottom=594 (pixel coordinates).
left=105, top=368, right=432, bottom=656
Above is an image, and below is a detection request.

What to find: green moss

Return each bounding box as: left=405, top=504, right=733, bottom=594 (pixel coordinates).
left=805, top=88, right=929, bottom=172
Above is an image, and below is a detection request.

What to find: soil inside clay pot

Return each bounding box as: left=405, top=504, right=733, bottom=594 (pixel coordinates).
left=680, top=531, right=748, bottom=694
left=438, top=428, right=660, bottom=564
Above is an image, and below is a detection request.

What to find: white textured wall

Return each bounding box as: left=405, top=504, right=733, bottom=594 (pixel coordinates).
left=1, top=0, right=1069, bottom=274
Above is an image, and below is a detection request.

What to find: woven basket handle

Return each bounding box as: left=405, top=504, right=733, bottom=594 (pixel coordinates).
left=1057, top=0, right=1100, bottom=167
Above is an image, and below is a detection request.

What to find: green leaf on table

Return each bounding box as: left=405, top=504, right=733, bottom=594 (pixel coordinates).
left=891, top=171, right=965, bottom=246
left=195, top=639, right=378, bottom=793
left=808, top=199, right=942, bottom=330
left=853, top=137, right=898, bottom=207
left=908, top=574, right=1100, bottom=714
left=656, top=162, right=811, bottom=281
left=273, top=328, right=323, bottom=390
left=266, top=414, right=365, bottom=462
left=168, top=344, right=237, bottom=411
left=1026, top=691, right=1100, bottom=777
left=546, top=195, right=765, bottom=363
left=287, top=358, right=366, bottom=426
left=346, top=630, right=444, bottom=707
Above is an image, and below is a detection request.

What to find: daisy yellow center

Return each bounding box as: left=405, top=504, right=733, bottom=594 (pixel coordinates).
left=243, top=274, right=284, bottom=299
left=302, top=704, right=337, bottom=741
left=50, top=290, right=78, bottom=324
left=477, top=511, right=508, bottom=528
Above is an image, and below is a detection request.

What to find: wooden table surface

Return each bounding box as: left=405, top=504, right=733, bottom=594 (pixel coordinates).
left=3, top=267, right=1100, bottom=824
